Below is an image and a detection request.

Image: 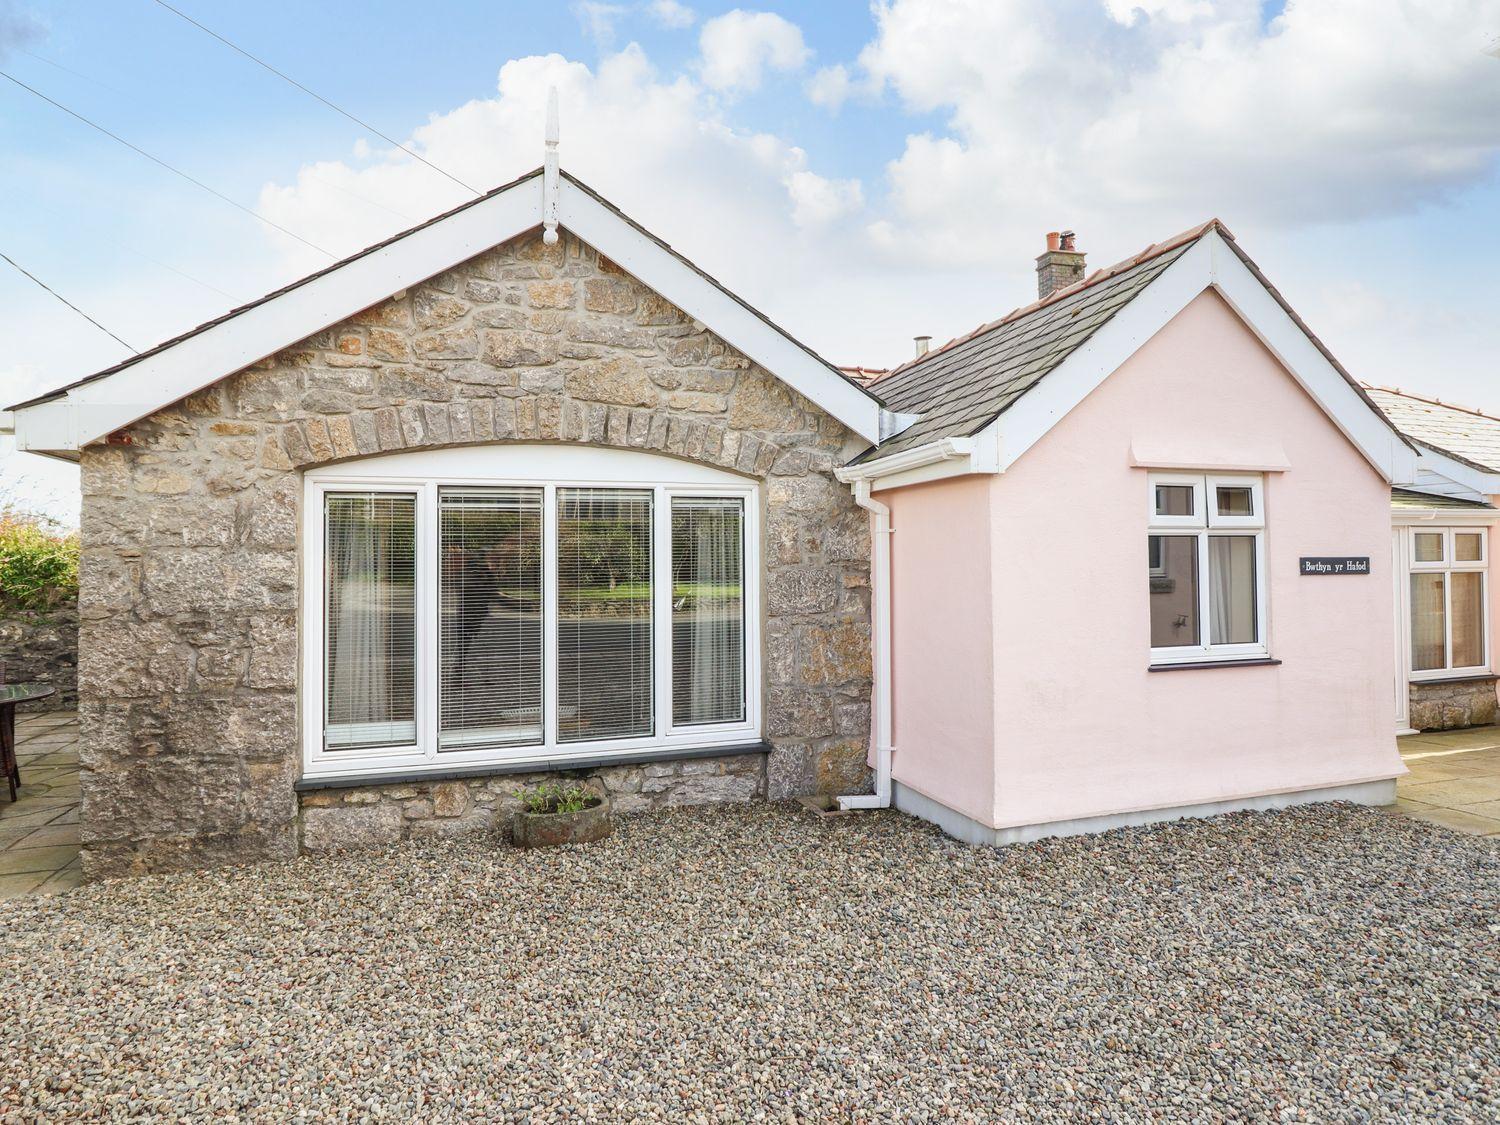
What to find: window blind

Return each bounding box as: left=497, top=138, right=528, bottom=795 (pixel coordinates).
left=672, top=497, right=745, bottom=726
left=438, top=487, right=543, bottom=750
left=324, top=493, right=417, bottom=750
left=557, top=488, right=654, bottom=742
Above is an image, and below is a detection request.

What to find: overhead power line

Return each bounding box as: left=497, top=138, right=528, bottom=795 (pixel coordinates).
left=152, top=1, right=480, bottom=197
left=0, top=251, right=137, bottom=353
left=0, top=69, right=337, bottom=259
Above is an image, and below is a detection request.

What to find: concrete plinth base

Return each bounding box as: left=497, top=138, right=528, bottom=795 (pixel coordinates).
left=893, top=778, right=1399, bottom=847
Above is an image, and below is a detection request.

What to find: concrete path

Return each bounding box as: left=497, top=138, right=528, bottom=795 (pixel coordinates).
left=1395, top=724, right=1500, bottom=836
left=0, top=710, right=81, bottom=899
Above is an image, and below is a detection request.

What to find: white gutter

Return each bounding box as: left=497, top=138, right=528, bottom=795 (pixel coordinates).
left=836, top=479, right=893, bottom=810
left=835, top=436, right=977, bottom=484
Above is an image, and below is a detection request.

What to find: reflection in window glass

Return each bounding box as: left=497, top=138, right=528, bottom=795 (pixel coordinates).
left=438, top=488, right=543, bottom=751
left=1148, top=535, right=1199, bottom=647
left=1154, top=484, right=1193, bottom=517
left=1451, top=571, right=1485, bottom=668
left=1455, top=533, right=1484, bottom=563
left=1209, top=536, right=1257, bottom=644
left=1215, top=486, right=1254, bottom=517
left=1410, top=572, right=1446, bottom=672
left=557, top=488, right=654, bottom=743
left=1414, top=533, right=1444, bottom=563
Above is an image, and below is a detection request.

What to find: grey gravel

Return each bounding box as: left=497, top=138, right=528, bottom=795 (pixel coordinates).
left=1, top=802, right=1495, bottom=1121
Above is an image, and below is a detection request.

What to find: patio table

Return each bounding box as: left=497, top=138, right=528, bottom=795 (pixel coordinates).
left=0, top=683, right=55, bottom=801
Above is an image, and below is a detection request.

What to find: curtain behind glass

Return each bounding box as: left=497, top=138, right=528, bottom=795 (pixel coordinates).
left=325, top=493, right=417, bottom=749
left=557, top=489, right=654, bottom=742
left=1451, top=571, right=1484, bottom=668
left=438, top=488, right=543, bottom=750
left=1209, top=536, right=1257, bottom=645
left=1410, top=572, right=1446, bottom=672
left=672, top=498, right=745, bottom=726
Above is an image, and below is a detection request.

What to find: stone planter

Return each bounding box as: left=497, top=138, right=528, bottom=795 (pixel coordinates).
left=511, top=793, right=614, bottom=848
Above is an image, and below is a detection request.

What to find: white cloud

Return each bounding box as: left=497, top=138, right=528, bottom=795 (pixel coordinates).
left=805, top=64, right=852, bottom=110
left=697, top=10, right=811, bottom=93
left=573, top=2, right=628, bottom=47
left=646, top=0, right=696, bottom=29
left=854, top=0, right=1500, bottom=264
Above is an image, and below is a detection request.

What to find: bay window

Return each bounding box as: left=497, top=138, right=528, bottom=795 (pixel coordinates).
left=1147, top=472, right=1268, bottom=665
left=1409, top=528, right=1487, bottom=677
left=303, top=447, right=759, bottom=779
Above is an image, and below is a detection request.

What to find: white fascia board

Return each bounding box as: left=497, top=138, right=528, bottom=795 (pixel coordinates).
left=14, top=177, right=547, bottom=453
left=558, top=180, right=881, bottom=444
left=991, top=231, right=1416, bottom=484
left=1410, top=447, right=1500, bottom=498
left=835, top=430, right=999, bottom=492
left=1391, top=507, right=1499, bottom=526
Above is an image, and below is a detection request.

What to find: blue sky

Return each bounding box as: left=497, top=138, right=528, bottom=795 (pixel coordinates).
left=3, top=0, right=1499, bottom=522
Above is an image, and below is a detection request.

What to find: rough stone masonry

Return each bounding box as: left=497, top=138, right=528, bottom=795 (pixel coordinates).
left=75, top=230, right=874, bottom=878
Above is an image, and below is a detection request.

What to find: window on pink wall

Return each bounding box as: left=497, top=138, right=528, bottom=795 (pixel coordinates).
left=1147, top=472, right=1267, bottom=665
left=1409, top=528, right=1488, bottom=678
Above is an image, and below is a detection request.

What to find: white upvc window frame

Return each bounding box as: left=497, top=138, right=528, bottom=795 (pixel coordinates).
left=1148, top=471, right=1269, bottom=666
left=301, top=446, right=761, bottom=781
left=1407, top=526, right=1489, bottom=682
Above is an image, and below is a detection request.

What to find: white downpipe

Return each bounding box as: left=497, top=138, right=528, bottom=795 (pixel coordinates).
left=838, top=479, right=893, bottom=810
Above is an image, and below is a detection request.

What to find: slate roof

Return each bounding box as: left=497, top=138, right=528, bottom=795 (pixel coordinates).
left=1365, top=387, right=1500, bottom=474
left=1390, top=487, right=1495, bottom=511
left=855, top=222, right=1212, bottom=462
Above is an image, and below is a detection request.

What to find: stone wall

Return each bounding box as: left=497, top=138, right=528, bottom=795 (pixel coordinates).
left=1408, top=677, right=1497, bottom=731
left=300, top=752, right=766, bottom=853
left=0, top=601, right=78, bottom=711
left=77, top=230, right=873, bottom=878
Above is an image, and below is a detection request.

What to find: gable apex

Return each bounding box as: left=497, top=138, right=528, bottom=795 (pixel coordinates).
left=8, top=169, right=881, bottom=454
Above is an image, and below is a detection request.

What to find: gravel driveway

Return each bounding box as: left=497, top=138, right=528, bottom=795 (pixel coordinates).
left=1, top=802, right=1495, bottom=1121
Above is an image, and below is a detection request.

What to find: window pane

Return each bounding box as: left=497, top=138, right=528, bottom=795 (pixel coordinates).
left=1215, top=486, right=1253, bottom=517
left=1410, top=572, right=1446, bottom=672
left=558, top=488, right=654, bottom=742
left=1209, top=536, right=1257, bottom=645
left=1414, top=533, right=1444, bottom=563
left=1155, top=484, right=1193, bottom=517
left=1455, top=533, right=1483, bottom=563
left=324, top=493, right=417, bottom=750
left=1451, top=571, right=1485, bottom=668
left=672, top=498, right=745, bottom=726
left=1149, top=535, right=1199, bottom=647
left=438, top=488, right=543, bottom=751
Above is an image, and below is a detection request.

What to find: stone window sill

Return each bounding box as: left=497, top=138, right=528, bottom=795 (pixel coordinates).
left=1147, top=657, right=1282, bottom=673
left=295, top=740, right=773, bottom=792
left=1409, top=673, right=1497, bottom=686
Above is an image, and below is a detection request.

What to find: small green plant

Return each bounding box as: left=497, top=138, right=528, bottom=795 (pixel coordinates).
left=0, top=507, right=79, bottom=614
left=514, top=781, right=598, bottom=814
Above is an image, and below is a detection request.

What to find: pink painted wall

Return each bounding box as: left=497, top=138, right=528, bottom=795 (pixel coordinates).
left=884, top=475, right=996, bottom=824
left=981, top=290, right=1402, bottom=828
left=880, top=289, right=1405, bottom=831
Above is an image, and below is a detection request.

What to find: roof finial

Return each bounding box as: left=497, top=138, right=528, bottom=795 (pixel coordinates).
left=542, top=86, right=560, bottom=246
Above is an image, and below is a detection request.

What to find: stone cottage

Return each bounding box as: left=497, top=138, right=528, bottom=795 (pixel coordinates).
left=6, top=168, right=883, bottom=876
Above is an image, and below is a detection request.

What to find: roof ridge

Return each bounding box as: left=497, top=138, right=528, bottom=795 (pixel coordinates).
left=880, top=218, right=1226, bottom=381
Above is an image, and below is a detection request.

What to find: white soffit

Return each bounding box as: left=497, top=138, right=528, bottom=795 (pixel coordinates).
left=12, top=171, right=881, bottom=453
left=991, top=231, right=1418, bottom=485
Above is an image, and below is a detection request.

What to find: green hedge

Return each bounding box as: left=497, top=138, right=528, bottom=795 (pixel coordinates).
left=0, top=509, right=79, bottom=613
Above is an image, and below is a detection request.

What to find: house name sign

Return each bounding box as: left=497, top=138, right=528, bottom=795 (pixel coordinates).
left=1299, top=556, right=1370, bottom=576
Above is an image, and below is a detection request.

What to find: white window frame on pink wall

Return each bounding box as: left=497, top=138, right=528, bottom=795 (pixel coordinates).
left=300, top=444, right=762, bottom=781
left=1147, top=471, right=1269, bottom=666
left=1406, top=526, right=1489, bottom=682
